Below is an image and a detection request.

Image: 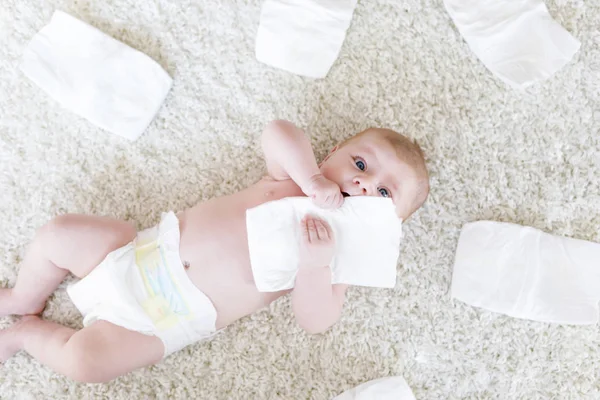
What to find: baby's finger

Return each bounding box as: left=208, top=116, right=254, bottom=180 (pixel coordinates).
left=333, top=192, right=343, bottom=208
left=312, top=194, right=327, bottom=208
left=325, top=193, right=337, bottom=209
left=301, top=217, right=311, bottom=243
left=319, top=219, right=333, bottom=241
left=315, top=219, right=328, bottom=240
left=326, top=194, right=336, bottom=208
left=307, top=217, right=318, bottom=242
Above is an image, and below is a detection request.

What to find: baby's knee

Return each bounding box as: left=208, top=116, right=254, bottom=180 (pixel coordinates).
left=36, top=214, right=73, bottom=242
left=31, top=215, right=73, bottom=255
left=42, top=213, right=85, bottom=234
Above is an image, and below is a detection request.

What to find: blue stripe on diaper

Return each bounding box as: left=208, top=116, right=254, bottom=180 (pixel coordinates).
left=135, top=238, right=192, bottom=329
left=157, top=246, right=190, bottom=316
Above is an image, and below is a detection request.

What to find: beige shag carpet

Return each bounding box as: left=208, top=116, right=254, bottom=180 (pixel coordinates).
left=1, top=0, right=599, bottom=398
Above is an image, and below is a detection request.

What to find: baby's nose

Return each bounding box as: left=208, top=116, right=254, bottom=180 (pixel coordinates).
left=353, top=178, right=369, bottom=195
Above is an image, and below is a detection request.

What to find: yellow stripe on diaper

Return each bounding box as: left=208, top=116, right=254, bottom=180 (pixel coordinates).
left=135, top=239, right=193, bottom=330
left=135, top=241, right=159, bottom=297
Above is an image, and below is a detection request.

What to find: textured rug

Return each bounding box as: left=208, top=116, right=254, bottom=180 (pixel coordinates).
left=1, top=0, right=599, bottom=399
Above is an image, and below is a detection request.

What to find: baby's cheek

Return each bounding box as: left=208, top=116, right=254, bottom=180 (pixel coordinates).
left=394, top=199, right=409, bottom=219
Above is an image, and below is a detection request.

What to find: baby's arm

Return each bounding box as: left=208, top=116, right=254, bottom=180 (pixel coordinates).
left=261, top=120, right=343, bottom=208
left=261, top=119, right=321, bottom=188
left=293, top=268, right=348, bottom=334
left=292, top=216, right=348, bottom=334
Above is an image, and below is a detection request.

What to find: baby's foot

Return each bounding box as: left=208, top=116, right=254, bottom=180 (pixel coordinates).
left=0, top=315, right=38, bottom=362
left=0, top=289, right=45, bottom=318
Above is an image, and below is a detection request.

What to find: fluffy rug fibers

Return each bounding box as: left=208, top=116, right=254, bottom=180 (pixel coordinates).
left=1, top=0, right=599, bottom=398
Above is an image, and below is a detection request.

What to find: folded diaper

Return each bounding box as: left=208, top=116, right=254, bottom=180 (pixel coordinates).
left=452, top=221, right=600, bottom=324
left=246, top=197, right=402, bottom=292
left=255, top=0, right=358, bottom=78
left=332, top=376, right=416, bottom=400
left=444, top=0, right=580, bottom=89
left=21, top=10, right=172, bottom=140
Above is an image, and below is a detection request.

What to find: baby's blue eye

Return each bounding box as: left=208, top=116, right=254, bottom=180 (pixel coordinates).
left=378, top=187, right=390, bottom=198
left=355, top=159, right=366, bottom=171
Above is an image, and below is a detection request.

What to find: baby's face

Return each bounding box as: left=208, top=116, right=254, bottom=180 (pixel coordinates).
left=319, top=131, right=420, bottom=219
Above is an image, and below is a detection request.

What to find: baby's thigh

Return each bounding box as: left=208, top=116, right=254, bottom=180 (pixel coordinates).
left=66, top=320, right=164, bottom=383
left=41, top=214, right=136, bottom=278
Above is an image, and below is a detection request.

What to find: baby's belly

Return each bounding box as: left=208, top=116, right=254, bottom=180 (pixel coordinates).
left=175, top=178, right=303, bottom=328
left=184, top=260, right=288, bottom=329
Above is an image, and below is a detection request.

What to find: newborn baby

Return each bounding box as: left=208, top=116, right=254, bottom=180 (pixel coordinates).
left=0, top=120, right=429, bottom=382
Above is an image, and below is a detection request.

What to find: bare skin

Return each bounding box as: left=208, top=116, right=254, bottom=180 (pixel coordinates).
left=178, top=176, right=304, bottom=328
left=0, top=120, right=426, bottom=383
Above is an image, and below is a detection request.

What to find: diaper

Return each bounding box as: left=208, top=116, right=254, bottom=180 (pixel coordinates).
left=444, top=0, right=580, bottom=89
left=67, top=212, right=217, bottom=357
left=332, top=376, right=416, bottom=400
left=451, top=221, right=600, bottom=324
left=21, top=10, right=172, bottom=140
left=255, top=0, right=358, bottom=78
left=246, top=197, right=402, bottom=292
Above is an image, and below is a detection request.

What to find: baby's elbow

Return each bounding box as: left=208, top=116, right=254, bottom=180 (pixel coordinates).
left=262, top=120, right=294, bottom=143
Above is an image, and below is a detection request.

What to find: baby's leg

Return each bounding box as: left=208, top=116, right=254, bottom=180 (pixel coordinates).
left=1, top=316, right=163, bottom=382
left=0, top=214, right=135, bottom=316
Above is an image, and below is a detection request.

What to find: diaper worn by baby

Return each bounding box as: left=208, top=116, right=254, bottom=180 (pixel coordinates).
left=67, top=212, right=217, bottom=357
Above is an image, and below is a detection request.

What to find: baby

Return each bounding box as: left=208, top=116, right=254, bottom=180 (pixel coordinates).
left=0, top=120, right=429, bottom=382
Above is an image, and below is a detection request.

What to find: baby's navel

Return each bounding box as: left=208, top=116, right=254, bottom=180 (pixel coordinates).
left=183, top=261, right=190, bottom=270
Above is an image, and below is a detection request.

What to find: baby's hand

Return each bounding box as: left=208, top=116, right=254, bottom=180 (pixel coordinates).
left=305, top=174, right=343, bottom=209
left=299, top=216, right=336, bottom=269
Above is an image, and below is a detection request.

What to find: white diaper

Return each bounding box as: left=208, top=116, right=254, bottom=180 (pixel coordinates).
left=332, top=376, right=416, bottom=400
left=444, top=0, right=580, bottom=89
left=67, top=212, right=217, bottom=357
left=21, top=10, right=172, bottom=140
left=246, top=197, right=402, bottom=292
left=452, top=221, right=600, bottom=324
left=255, top=0, right=358, bottom=78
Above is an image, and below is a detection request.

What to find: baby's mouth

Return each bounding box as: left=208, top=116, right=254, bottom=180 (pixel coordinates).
left=341, top=192, right=350, bottom=198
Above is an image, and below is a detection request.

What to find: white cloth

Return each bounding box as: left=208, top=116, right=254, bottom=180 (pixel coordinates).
left=255, top=0, right=357, bottom=78
left=444, top=0, right=580, bottom=89
left=21, top=10, right=172, bottom=140
left=67, top=212, right=217, bottom=357
left=332, top=377, right=416, bottom=400
left=451, top=221, right=600, bottom=325
left=246, top=197, right=402, bottom=292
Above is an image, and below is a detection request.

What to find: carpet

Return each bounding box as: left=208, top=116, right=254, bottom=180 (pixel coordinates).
left=1, top=0, right=599, bottom=398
